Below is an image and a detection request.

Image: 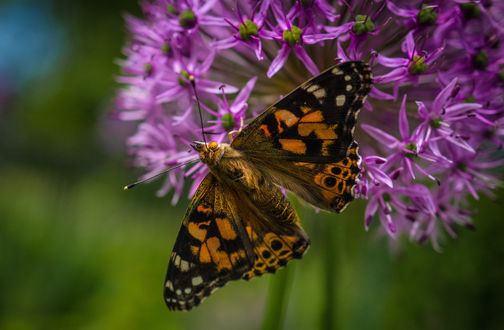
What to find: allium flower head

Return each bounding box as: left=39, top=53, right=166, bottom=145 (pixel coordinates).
left=115, top=0, right=504, bottom=248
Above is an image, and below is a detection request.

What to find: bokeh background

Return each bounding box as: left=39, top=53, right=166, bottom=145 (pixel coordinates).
left=1, top=1, right=503, bottom=329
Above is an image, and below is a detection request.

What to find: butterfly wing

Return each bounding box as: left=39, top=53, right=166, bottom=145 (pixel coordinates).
left=164, top=174, right=309, bottom=311
left=231, top=61, right=372, bottom=212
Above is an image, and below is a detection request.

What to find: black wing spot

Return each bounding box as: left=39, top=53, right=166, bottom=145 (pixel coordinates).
left=324, top=176, right=337, bottom=188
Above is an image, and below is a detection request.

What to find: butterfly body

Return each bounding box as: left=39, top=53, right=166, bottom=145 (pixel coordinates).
left=164, top=61, right=372, bottom=311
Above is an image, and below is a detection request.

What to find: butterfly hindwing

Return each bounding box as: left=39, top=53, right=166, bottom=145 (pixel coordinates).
left=164, top=172, right=310, bottom=310
left=232, top=61, right=372, bottom=212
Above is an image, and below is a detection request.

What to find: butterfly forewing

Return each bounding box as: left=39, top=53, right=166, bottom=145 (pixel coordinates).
left=232, top=61, right=372, bottom=212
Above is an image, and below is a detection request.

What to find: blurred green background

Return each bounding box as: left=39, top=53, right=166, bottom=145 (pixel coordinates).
left=1, top=1, right=503, bottom=329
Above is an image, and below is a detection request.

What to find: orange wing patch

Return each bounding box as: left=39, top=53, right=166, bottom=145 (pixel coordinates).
left=299, top=110, right=324, bottom=122
left=279, top=139, right=307, bottom=154
left=216, top=217, right=237, bottom=240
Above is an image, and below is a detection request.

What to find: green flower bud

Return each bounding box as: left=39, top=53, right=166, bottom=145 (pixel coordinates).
left=179, top=9, right=197, bottom=29
left=239, top=20, right=258, bottom=41
left=161, top=43, right=171, bottom=55
left=353, top=15, right=375, bottom=35
left=166, top=4, right=177, bottom=15
left=283, top=25, right=302, bottom=46
left=409, top=55, right=428, bottom=75
left=430, top=118, right=442, bottom=129
left=460, top=3, right=480, bottom=20
left=472, top=51, right=488, bottom=71
left=417, top=6, right=437, bottom=26
left=405, top=143, right=418, bottom=158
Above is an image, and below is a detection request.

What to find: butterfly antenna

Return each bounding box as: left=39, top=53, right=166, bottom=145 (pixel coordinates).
left=190, top=79, right=208, bottom=146
left=124, top=160, right=198, bottom=190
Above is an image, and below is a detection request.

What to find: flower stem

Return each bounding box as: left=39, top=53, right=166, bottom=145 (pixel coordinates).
left=321, top=217, right=340, bottom=330
left=261, top=256, right=294, bottom=330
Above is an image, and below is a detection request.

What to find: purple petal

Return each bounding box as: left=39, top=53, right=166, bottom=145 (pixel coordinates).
left=445, top=103, right=482, bottom=116
left=370, top=86, right=396, bottom=100
left=336, top=41, right=350, bottom=61
left=212, top=37, right=239, bottom=50
left=377, top=54, right=409, bottom=68
left=271, top=2, right=288, bottom=30
left=362, top=124, right=400, bottom=146
left=365, top=199, right=379, bottom=230
left=432, top=78, right=458, bottom=114
left=404, top=158, right=416, bottom=180
left=156, top=85, right=184, bottom=103
left=199, top=16, right=232, bottom=26
left=198, top=50, right=216, bottom=74
left=370, top=167, right=394, bottom=188
left=426, top=46, right=445, bottom=64
left=404, top=31, right=416, bottom=58
left=445, top=135, right=476, bottom=153
left=304, top=32, right=340, bottom=44
left=255, top=0, right=272, bottom=26
left=365, top=156, right=387, bottom=164
left=293, top=46, right=319, bottom=75
left=399, top=94, right=410, bottom=140
left=374, top=67, right=408, bottom=84
left=267, top=45, right=290, bottom=78
left=198, top=79, right=239, bottom=94
left=415, top=101, right=429, bottom=118
left=323, top=23, right=353, bottom=37
left=247, top=38, right=264, bottom=60
left=198, top=0, right=219, bottom=14
left=387, top=2, right=417, bottom=17
left=232, top=77, right=257, bottom=113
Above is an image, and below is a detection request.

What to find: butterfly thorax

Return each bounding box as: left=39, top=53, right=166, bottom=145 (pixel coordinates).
left=192, top=141, right=263, bottom=192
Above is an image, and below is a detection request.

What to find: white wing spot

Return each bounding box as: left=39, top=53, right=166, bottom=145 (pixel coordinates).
left=165, top=281, right=174, bottom=291
left=313, top=88, right=326, bottom=100
left=344, top=75, right=351, bottom=81
left=180, top=259, right=190, bottom=272
left=346, top=84, right=353, bottom=91
left=332, top=67, right=343, bottom=75
left=192, top=276, right=203, bottom=286
left=306, top=84, right=320, bottom=93
left=176, top=289, right=182, bottom=296
left=184, top=287, right=192, bottom=294
left=336, top=95, right=346, bottom=106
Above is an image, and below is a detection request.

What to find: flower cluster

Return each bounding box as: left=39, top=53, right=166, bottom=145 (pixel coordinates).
left=115, top=0, right=504, bottom=248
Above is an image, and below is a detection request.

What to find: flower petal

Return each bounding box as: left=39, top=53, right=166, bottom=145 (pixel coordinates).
left=232, top=77, right=257, bottom=113
left=399, top=94, right=409, bottom=140
left=432, top=78, right=458, bottom=114
left=377, top=54, right=409, bottom=68
left=362, top=124, right=399, bottom=146
left=387, top=2, right=417, bottom=17
left=267, top=45, right=290, bottom=78
left=293, top=46, right=319, bottom=75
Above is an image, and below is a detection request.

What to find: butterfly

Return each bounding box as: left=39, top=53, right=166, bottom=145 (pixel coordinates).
left=164, top=61, right=372, bottom=311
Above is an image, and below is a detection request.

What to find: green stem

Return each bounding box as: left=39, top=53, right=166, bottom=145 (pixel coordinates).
left=261, top=264, right=294, bottom=330
left=321, top=218, right=339, bottom=330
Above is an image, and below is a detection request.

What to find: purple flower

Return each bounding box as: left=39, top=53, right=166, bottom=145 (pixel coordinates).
left=261, top=2, right=339, bottom=77
left=362, top=95, right=443, bottom=182
left=212, top=0, right=271, bottom=60
left=114, top=0, right=504, bottom=248
left=375, top=31, right=444, bottom=86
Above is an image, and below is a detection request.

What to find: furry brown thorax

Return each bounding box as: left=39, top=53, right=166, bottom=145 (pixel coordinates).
left=191, top=141, right=237, bottom=167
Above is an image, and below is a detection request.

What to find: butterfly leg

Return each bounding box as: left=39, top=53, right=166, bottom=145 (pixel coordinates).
left=228, top=116, right=245, bottom=143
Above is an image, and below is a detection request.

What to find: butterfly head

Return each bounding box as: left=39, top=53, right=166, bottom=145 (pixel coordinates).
left=191, top=141, right=226, bottom=166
